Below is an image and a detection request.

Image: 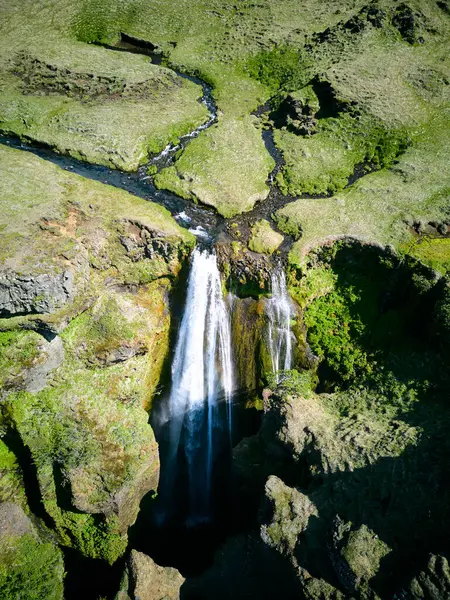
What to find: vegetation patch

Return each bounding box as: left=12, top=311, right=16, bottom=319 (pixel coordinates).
left=0, top=533, right=64, bottom=600
left=248, top=220, right=283, bottom=255
left=155, top=117, right=275, bottom=217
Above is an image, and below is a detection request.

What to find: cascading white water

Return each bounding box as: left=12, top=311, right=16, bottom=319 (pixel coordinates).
left=266, top=269, right=294, bottom=382
left=163, top=248, right=233, bottom=523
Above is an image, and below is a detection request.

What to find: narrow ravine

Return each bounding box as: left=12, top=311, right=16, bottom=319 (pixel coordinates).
left=0, top=33, right=223, bottom=242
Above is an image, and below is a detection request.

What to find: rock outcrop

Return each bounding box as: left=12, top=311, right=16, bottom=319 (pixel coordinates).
left=404, top=555, right=450, bottom=600
left=0, top=271, right=74, bottom=316
left=116, top=550, right=184, bottom=600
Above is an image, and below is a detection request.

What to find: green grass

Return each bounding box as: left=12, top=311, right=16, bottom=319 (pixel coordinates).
left=155, top=116, right=275, bottom=217
left=0, top=145, right=193, bottom=323
left=0, top=330, right=41, bottom=387
left=1, top=0, right=449, bottom=219
left=401, top=237, right=450, bottom=275
left=0, top=439, right=27, bottom=507
left=274, top=114, right=450, bottom=266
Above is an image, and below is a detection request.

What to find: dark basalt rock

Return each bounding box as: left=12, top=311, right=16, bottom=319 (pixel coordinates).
left=215, top=240, right=272, bottom=296
left=119, top=219, right=184, bottom=264
left=0, top=269, right=74, bottom=316
left=392, top=3, right=423, bottom=44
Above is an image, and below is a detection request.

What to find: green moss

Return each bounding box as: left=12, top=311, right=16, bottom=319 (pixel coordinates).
left=248, top=220, right=283, bottom=255
left=340, top=524, right=391, bottom=583
left=295, top=243, right=447, bottom=422
left=401, top=237, right=450, bottom=275
left=155, top=116, right=275, bottom=217
left=0, top=330, right=41, bottom=388
left=0, top=534, right=64, bottom=600
left=0, top=439, right=27, bottom=507
left=267, top=369, right=315, bottom=397
left=274, top=112, right=410, bottom=197
left=276, top=114, right=450, bottom=266
left=245, top=46, right=308, bottom=93
left=63, top=295, right=134, bottom=364
left=5, top=357, right=157, bottom=561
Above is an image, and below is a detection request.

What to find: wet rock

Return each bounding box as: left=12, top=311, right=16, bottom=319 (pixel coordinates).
left=0, top=270, right=74, bottom=316
left=215, top=239, right=273, bottom=295
left=182, top=532, right=304, bottom=600
left=230, top=296, right=269, bottom=394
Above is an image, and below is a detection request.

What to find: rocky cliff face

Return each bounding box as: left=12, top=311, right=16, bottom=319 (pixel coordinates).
left=0, top=147, right=195, bottom=568
left=116, top=550, right=185, bottom=600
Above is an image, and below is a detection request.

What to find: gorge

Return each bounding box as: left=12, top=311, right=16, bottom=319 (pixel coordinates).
left=0, top=1, right=450, bottom=599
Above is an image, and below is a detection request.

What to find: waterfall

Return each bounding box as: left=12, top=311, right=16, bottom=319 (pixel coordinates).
left=266, top=269, right=294, bottom=382
left=160, top=248, right=233, bottom=524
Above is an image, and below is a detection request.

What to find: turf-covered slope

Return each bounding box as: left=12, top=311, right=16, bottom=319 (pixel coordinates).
left=1, top=0, right=449, bottom=225
left=0, top=3, right=209, bottom=171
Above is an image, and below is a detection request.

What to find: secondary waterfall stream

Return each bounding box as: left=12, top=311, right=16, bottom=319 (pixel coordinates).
left=266, top=269, right=294, bottom=382
left=158, top=248, right=233, bottom=524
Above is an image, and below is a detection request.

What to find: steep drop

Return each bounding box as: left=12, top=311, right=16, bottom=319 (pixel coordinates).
left=157, top=248, right=233, bottom=525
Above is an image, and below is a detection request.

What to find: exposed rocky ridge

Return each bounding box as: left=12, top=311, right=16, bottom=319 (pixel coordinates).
left=12, top=50, right=181, bottom=100
left=0, top=270, right=74, bottom=316
left=404, top=554, right=450, bottom=599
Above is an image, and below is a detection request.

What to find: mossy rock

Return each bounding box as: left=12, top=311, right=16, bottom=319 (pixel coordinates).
left=248, top=220, right=284, bottom=255
left=0, top=503, right=64, bottom=600
left=155, top=117, right=275, bottom=217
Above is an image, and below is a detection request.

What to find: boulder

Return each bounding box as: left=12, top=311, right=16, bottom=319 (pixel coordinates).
left=248, top=220, right=284, bottom=255
left=116, top=550, right=184, bottom=600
